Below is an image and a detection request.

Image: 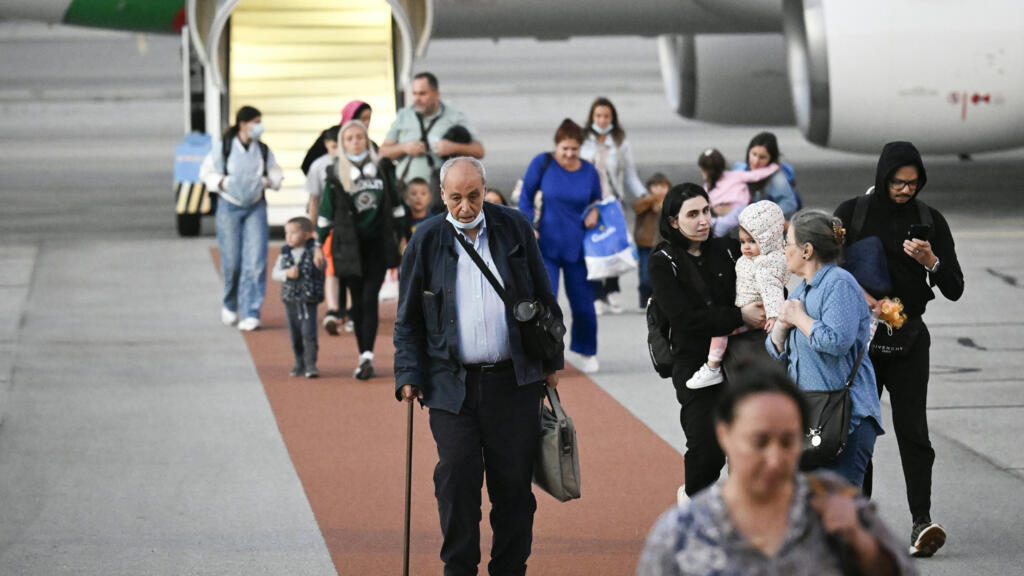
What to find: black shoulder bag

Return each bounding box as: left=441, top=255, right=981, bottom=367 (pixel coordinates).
left=799, top=339, right=868, bottom=471
left=450, top=223, right=565, bottom=361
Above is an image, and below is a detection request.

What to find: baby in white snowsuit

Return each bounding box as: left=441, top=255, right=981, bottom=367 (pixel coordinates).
left=687, top=200, right=790, bottom=388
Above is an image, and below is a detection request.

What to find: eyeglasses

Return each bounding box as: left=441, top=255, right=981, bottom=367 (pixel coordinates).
left=889, top=178, right=919, bottom=191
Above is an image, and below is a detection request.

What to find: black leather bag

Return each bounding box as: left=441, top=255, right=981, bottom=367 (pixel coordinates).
left=451, top=224, right=565, bottom=362
left=799, top=342, right=868, bottom=471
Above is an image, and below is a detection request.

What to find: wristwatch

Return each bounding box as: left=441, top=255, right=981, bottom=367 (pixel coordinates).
left=925, top=257, right=940, bottom=273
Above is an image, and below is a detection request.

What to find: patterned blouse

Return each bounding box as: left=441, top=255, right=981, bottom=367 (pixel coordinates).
left=637, top=473, right=916, bottom=576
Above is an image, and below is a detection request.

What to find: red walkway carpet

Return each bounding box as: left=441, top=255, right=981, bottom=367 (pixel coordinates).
left=219, top=249, right=684, bottom=574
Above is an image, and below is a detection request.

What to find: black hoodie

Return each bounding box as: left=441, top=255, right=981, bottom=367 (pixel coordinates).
left=835, top=141, right=964, bottom=317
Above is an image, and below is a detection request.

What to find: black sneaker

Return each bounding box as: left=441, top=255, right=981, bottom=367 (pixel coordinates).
left=304, top=366, right=320, bottom=379
left=909, top=521, right=946, bottom=557
left=289, top=363, right=303, bottom=377
left=354, top=358, right=375, bottom=380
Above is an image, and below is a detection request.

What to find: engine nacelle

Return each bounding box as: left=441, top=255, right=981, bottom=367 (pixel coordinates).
left=784, top=0, right=1024, bottom=154
left=658, top=33, right=795, bottom=125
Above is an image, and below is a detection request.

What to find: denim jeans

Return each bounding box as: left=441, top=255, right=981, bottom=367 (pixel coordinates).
left=216, top=198, right=268, bottom=320
left=830, top=419, right=878, bottom=488
left=285, top=301, right=319, bottom=370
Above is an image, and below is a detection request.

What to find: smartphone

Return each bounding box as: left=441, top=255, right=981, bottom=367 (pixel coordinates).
left=907, top=223, right=931, bottom=240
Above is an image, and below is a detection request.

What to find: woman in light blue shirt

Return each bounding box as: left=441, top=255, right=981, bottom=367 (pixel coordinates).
left=200, top=105, right=283, bottom=331
left=767, top=209, right=883, bottom=487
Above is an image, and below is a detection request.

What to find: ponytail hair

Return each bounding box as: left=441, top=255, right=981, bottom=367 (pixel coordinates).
left=698, top=148, right=726, bottom=190
left=223, top=105, right=262, bottom=142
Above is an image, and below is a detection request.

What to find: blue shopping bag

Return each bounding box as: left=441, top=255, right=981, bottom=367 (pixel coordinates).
left=583, top=198, right=637, bottom=280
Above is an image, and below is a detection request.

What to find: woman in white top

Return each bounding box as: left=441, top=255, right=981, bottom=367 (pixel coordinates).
left=200, top=105, right=284, bottom=331
left=579, top=97, right=645, bottom=314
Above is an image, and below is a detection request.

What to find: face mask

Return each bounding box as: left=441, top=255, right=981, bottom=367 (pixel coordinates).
left=592, top=123, right=613, bottom=135
left=446, top=209, right=484, bottom=231
left=248, top=122, right=264, bottom=140
left=345, top=150, right=369, bottom=163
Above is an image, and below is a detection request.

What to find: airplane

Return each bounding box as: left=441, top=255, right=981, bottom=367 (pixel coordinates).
left=3, top=0, right=1021, bottom=236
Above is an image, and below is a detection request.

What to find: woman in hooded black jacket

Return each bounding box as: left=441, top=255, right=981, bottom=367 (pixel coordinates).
left=834, top=140, right=964, bottom=558
left=649, top=183, right=766, bottom=499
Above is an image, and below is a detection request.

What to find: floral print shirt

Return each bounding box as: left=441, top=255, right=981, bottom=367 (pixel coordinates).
left=637, top=473, right=916, bottom=576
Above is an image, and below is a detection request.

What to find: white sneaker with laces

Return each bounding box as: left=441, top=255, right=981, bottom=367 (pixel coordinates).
left=237, top=317, right=261, bottom=331
left=606, top=292, right=624, bottom=314
left=221, top=307, right=238, bottom=327
left=577, top=355, right=599, bottom=374
left=686, top=363, right=724, bottom=389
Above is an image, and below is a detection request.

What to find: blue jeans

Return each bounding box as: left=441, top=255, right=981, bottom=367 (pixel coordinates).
left=830, top=419, right=878, bottom=488
left=637, top=246, right=652, bottom=307
left=542, top=255, right=597, bottom=356
left=216, top=198, right=268, bottom=320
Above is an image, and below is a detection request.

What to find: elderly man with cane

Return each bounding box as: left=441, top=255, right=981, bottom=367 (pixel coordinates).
left=395, top=156, right=563, bottom=576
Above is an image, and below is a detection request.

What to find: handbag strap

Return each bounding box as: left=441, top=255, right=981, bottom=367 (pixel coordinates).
left=845, top=339, right=868, bottom=389
left=450, top=222, right=513, bottom=308
left=544, top=385, right=568, bottom=422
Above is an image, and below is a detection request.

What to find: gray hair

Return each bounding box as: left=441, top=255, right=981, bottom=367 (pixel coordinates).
left=439, top=156, right=487, bottom=191
left=789, top=209, right=845, bottom=264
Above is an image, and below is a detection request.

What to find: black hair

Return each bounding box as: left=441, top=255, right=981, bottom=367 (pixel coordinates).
left=413, top=72, right=439, bottom=91
left=697, top=148, right=726, bottom=190
left=714, top=356, right=808, bottom=430
left=286, top=215, right=314, bottom=234
left=321, top=128, right=338, bottom=143
left=406, top=177, right=429, bottom=189
left=485, top=188, right=508, bottom=206
left=585, top=96, right=625, bottom=147
left=223, top=105, right=262, bottom=143
left=658, top=183, right=710, bottom=250
left=746, top=131, right=781, bottom=165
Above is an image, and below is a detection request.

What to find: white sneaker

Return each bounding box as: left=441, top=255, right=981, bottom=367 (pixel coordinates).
left=344, top=319, right=354, bottom=333
left=594, top=300, right=608, bottom=316
left=221, top=307, right=238, bottom=327
left=677, top=485, right=690, bottom=506
left=606, top=292, right=624, bottom=314
left=686, top=363, right=724, bottom=389
left=577, top=355, right=599, bottom=374
left=237, top=317, right=261, bottom=331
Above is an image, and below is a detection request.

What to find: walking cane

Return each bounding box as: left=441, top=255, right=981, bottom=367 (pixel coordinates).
left=403, top=398, right=414, bottom=576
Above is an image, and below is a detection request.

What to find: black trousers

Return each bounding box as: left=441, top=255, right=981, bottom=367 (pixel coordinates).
left=672, top=360, right=725, bottom=496
left=346, top=240, right=388, bottom=353
left=863, top=323, right=934, bottom=522
left=428, top=369, right=543, bottom=576
left=589, top=277, right=620, bottom=301
left=284, top=301, right=318, bottom=369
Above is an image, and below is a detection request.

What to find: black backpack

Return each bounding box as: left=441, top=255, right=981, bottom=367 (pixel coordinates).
left=647, top=248, right=678, bottom=378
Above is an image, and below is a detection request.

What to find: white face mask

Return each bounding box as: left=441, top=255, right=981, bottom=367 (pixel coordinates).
left=592, top=122, right=613, bottom=135
left=446, top=209, right=484, bottom=231
left=248, top=122, right=265, bottom=140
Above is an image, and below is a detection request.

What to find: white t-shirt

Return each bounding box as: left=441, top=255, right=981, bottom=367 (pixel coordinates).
left=305, top=153, right=334, bottom=198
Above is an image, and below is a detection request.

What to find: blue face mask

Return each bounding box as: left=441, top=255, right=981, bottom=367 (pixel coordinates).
left=446, top=209, right=484, bottom=231
left=346, top=150, right=369, bottom=163
left=592, top=122, right=613, bottom=135
left=248, top=122, right=264, bottom=140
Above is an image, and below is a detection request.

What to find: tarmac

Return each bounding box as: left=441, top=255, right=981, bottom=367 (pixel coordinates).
left=1, top=22, right=1023, bottom=575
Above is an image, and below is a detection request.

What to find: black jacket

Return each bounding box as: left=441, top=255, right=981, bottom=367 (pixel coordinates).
left=834, top=141, right=964, bottom=317
left=649, top=237, right=744, bottom=378
left=393, top=203, right=564, bottom=413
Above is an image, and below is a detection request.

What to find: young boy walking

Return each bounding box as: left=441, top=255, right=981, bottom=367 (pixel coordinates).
left=272, top=216, right=325, bottom=378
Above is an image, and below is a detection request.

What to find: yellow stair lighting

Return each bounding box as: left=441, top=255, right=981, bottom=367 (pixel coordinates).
left=229, top=0, right=398, bottom=223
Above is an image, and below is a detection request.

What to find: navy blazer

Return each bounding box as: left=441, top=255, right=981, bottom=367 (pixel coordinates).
left=394, top=203, right=565, bottom=413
